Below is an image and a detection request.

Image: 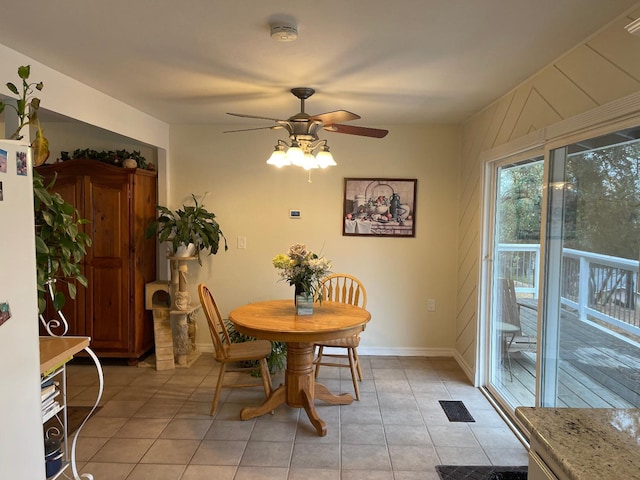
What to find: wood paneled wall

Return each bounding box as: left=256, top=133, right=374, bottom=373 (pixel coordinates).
left=456, top=7, right=640, bottom=373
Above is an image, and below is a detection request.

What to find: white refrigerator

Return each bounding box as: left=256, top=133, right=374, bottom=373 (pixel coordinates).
left=0, top=139, right=46, bottom=478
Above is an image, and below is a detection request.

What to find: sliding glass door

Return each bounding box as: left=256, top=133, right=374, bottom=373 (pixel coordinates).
left=485, top=126, right=640, bottom=413
left=487, top=156, right=543, bottom=409
left=540, top=129, right=640, bottom=408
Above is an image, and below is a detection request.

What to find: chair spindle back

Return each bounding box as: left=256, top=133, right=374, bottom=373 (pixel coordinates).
left=320, top=273, right=367, bottom=308
left=198, top=284, right=232, bottom=359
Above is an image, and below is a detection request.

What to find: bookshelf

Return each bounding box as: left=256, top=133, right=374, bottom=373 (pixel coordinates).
left=39, top=337, right=90, bottom=479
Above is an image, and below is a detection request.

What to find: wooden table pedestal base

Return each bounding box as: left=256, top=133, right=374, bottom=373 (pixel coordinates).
left=240, top=342, right=353, bottom=436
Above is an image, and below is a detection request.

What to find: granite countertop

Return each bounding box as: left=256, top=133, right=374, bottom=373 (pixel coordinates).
left=516, top=407, right=640, bottom=480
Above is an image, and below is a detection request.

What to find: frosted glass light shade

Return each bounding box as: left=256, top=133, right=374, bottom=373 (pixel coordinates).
left=302, top=152, right=319, bottom=170
left=266, top=148, right=289, bottom=167
left=286, top=145, right=304, bottom=166
left=316, top=149, right=336, bottom=168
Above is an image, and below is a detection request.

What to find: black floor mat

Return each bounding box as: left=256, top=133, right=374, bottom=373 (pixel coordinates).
left=436, top=465, right=528, bottom=480
left=438, top=400, right=475, bottom=422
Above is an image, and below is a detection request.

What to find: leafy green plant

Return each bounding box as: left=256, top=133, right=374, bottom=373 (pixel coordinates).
left=33, top=171, right=92, bottom=313
left=146, top=193, right=228, bottom=265
left=71, top=148, right=153, bottom=170
left=0, top=65, right=49, bottom=165
left=225, top=320, right=287, bottom=375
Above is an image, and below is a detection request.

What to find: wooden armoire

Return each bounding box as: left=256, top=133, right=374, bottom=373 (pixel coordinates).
left=37, top=160, right=157, bottom=363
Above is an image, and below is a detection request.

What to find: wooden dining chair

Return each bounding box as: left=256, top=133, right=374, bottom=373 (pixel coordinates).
left=313, top=273, right=367, bottom=400
left=198, top=283, right=273, bottom=415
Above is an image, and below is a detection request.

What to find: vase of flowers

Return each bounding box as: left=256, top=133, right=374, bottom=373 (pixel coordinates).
left=273, top=243, right=332, bottom=313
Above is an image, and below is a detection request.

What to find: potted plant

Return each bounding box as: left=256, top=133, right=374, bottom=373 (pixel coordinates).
left=146, top=193, right=228, bottom=265
left=0, top=65, right=89, bottom=319
left=33, top=171, right=92, bottom=316
left=0, top=65, right=50, bottom=165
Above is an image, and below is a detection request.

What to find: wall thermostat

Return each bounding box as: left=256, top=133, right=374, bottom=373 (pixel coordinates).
left=289, top=210, right=301, bottom=219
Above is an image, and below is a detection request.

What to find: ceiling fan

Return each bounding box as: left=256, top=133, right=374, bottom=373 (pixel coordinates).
left=224, top=87, right=388, bottom=170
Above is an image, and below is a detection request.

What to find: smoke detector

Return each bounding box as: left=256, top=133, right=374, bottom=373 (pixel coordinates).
left=271, top=24, right=298, bottom=42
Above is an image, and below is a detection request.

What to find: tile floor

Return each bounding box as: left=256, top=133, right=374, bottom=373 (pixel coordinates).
left=65, top=354, right=528, bottom=479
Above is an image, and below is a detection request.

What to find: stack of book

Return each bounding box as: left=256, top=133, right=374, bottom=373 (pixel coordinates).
left=41, top=381, right=61, bottom=422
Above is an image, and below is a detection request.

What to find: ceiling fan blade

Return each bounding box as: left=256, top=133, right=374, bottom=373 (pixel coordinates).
left=227, top=112, right=283, bottom=122
left=311, top=110, right=361, bottom=125
left=325, top=124, right=388, bottom=138
left=223, top=125, right=284, bottom=133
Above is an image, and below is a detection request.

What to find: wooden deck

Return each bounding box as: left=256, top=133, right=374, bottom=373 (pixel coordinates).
left=497, top=301, right=640, bottom=408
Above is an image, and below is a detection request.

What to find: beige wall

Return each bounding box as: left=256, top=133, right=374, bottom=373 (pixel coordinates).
left=168, top=123, right=460, bottom=355
left=456, top=6, right=640, bottom=374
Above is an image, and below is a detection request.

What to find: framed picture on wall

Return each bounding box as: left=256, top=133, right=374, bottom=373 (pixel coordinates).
left=343, top=178, right=417, bottom=237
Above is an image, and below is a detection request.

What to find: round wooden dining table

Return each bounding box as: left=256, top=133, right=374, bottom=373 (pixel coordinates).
left=229, top=299, right=371, bottom=436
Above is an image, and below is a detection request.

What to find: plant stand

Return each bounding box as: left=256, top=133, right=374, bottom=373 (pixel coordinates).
left=169, top=256, right=201, bottom=367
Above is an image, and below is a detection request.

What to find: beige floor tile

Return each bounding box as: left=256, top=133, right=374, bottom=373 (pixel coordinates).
left=295, top=421, right=340, bottom=444
left=388, top=445, right=439, bottom=471
left=435, top=446, right=491, bottom=465
left=78, top=461, right=135, bottom=479
left=189, top=439, right=247, bottom=465
left=140, top=439, right=201, bottom=464
left=394, top=470, right=441, bottom=480
left=340, top=406, right=382, bottom=424
left=187, top=386, right=216, bottom=403
left=290, top=443, right=340, bottom=469
left=470, top=425, right=526, bottom=449
left=164, top=374, right=208, bottom=388
left=380, top=406, right=423, bottom=425
left=73, top=436, right=109, bottom=462
left=134, top=399, right=184, bottom=418
left=175, top=400, right=215, bottom=419
left=95, top=399, right=145, bottom=418
left=483, top=446, right=529, bottom=466
left=250, top=419, right=297, bottom=441
left=91, top=437, right=154, bottom=463
left=233, top=466, right=289, bottom=479
left=124, top=463, right=186, bottom=480
left=341, top=422, right=386, bottom=445
left=341, top=471, right=395, bottom=480
left=115, top=417, right=171, bottom=438
left=111, top=385, right=159, bottom=402
left=427, top=424, right=479, bottom=448
left=77, top=415, right=127, bottom=438
left=341, top=444, right=392, bottom=471
left=205, top=419, right=255, bottom=441
left=383, top=423, right=432, bottom=445
left=180, top=464, right=236, bottom=480
left=240, top=440, right=293, bottom=468
left=288, top=467, right=340, bottom=480
left=159, top=418, right=213, bottom=439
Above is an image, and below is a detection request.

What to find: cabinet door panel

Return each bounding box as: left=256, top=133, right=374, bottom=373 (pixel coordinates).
left=84, top=177, right=130, bottom=352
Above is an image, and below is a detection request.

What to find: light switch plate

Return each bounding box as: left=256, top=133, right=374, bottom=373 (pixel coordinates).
left=290, top=210, right=301, bottom=219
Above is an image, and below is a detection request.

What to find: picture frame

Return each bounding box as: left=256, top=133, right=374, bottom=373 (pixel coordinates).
left=343, top=178, right=417, bottom=237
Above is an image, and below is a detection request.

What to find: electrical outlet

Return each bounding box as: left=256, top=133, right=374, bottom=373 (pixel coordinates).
left=427, top=299, right=436, bottom=312
left=237, top=236, right=247, bottom=249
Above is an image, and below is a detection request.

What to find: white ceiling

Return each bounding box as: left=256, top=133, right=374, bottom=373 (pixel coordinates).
left=0, top=0, right=637, bottom=128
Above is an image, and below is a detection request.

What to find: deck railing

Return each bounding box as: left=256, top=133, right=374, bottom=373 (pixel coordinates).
left=497, top=244, right=640, bottom=335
